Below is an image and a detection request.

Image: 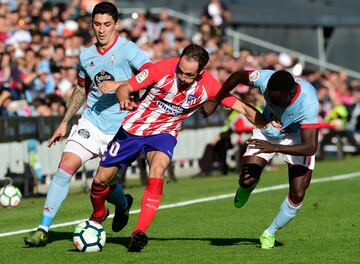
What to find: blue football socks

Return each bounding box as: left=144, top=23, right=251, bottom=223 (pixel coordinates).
left=106, top=183, right=128, bottom=209
left=266, top=196, right=303, bottom=235
left=39, top=168, right=72, bottom=232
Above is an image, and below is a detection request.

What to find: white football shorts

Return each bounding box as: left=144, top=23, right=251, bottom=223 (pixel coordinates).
left=64, top=117, right=116, bottom=163
left=243, top=128, right=315, bottom=170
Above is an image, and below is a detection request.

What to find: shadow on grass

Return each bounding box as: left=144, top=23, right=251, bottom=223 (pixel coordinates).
left=48, top=231, right=73, bottom=244
left=33, top=231, right=283, bottom=249
left=149, top=237, right=283, bottom=248
left=42, top=231, right=131, bottom=248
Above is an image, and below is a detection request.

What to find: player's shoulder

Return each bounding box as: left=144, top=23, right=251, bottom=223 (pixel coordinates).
left=248, top=69, right=274, bottom=87
left=153, top=57, right=179, bottom=72
left=249, top=69, right=275, bottom=81
left=200, top=70, right=219, bottom=85
left=293, top=77, right=319, bottom=111
left=295, top=76, right=317, bottom=97
left=114, top=36, right=133, bottom=49
left=79, top=44, right=96, bottom=60
left=157, top=57, right=179, bottom=66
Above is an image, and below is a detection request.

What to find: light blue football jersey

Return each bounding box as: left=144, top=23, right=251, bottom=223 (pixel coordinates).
left=78, top=36, right=150, bottom=134
left=248, top=70, right=319, bottom=139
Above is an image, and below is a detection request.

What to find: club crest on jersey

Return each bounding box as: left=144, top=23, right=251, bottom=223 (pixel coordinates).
left=187, top=94, right=198, bottom=106
left=136, top=69, right=149, bottom=83
left=249, top=71, right=260, bottom=82
left=94, top=70, right=115, bottom=86
left=78, top=129, right=90, bottom=138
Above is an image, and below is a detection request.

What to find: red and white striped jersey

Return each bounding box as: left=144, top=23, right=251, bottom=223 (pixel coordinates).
left=122, top=58, right=236, bottom=137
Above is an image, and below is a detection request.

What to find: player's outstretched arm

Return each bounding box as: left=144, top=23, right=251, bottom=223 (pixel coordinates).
left=47, top=81, right=87, bottom=147
left=249, top=127, right=319, bottom=155
left=202, top=71, right=250, bottom=117
left=231, top=99, right=267, bottom=128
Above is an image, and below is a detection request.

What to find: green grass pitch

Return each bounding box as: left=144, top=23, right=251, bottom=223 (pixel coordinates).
left=1, top=156, right=360, bottom=264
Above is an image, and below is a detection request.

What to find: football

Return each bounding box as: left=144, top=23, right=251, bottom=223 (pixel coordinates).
left=73, top=220, right=106, bottom=252
left=0, top=185, right=22, bottom=208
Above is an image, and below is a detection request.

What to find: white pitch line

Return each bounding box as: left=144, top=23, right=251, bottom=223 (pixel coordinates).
left=1, top=171, right=359, bottom=238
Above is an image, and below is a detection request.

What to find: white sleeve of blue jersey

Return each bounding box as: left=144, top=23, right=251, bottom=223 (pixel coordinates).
left=248, top=70, right=275, bottom=94
left=125, top=41, right=151, bottom=71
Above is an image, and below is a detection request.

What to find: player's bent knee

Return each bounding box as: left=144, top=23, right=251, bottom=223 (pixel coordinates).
left=93, top=177, right=102, bottom=185
left=239, top=164, right=263, bottom=188
left=58, top=161, right=78, bottom=176
left=289, top=191, right=305, bottom=204
left=93, top=169, right=113, bottom=185
left=59, top=154, right=82, bottom=175
left=149, top=165, right=166, bottom=179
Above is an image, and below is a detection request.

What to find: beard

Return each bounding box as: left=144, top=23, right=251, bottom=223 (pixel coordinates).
left=177, top=78, right=191, bottom=90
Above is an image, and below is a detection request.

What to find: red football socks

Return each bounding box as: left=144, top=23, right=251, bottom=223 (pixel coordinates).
left=133, top=178, right=164, bottom=233
left=90, top=182, right=110, bottom=219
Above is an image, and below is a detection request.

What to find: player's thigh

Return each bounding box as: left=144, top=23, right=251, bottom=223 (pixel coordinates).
left=64, top=118, right=102, bottom=163
left=282, top=132, right=316, bottom=171
left=241, top=129, right=271, bottom=180
left=146, top=151, right=170, bottom=179
left=243, top=128, right=276, bottom=163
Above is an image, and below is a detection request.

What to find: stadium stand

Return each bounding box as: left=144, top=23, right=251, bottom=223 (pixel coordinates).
left=0, top=0, right=359, bottom=191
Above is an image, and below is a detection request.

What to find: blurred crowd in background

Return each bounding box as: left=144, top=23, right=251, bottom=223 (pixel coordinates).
left=0, top=0, right=359, bottom=137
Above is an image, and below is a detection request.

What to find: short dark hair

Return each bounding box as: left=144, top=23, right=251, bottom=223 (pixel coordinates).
left=267, top=70, right=296, bottom=92
left=92, top=2, right=119, bottom=23
left=180, top=44, right=209, bottom=73
left=32, top=97, right=49, bottom=108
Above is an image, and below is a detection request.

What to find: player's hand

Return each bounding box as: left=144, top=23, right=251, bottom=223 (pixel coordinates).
left=99, top=81, right=120, bottom=95
left=120, top=96, right=138, bottom=111
left=269, top=120, right=282, bottom=129
left=247, top=139, right=277, bottom=154
left=201, top=100, right=219, bottom=118
left=48, top=122, right=67, bottom=147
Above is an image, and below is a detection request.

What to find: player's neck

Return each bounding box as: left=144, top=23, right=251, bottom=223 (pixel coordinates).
left=97, top=34, right=118, bottom=53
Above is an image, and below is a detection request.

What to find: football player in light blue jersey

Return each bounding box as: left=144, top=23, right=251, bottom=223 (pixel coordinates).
left=202, top=69, right=319, bottom=249
left=24, top=2, right=151, bottom=247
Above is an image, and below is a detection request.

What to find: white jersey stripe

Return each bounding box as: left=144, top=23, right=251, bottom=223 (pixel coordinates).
left=122, top=59, right=223, bottom=137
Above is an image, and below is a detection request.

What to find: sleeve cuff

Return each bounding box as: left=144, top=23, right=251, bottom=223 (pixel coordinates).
left=301, top=123, right=319, bottom=128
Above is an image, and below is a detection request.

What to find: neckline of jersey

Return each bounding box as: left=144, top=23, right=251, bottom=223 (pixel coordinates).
left=288, top=83, right=301, bottom=106
left=96, top=34, right=119, bottom=55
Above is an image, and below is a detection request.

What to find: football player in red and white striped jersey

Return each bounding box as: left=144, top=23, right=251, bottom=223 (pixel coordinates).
left=94, top=44, right=267, bottom=252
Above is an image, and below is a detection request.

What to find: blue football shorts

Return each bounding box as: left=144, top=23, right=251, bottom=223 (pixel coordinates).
left=100, top=127, right=177, bottom=168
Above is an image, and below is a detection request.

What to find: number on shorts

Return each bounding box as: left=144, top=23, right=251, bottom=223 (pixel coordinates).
left=108, top=142, right=120, bottom=157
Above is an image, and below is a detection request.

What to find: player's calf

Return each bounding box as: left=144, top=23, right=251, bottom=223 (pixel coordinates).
left=112, top=194, right=133, bottom=232
left=234, top=164, right=262, bottom=208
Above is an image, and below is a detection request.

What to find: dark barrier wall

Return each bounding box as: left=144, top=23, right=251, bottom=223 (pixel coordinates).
left=0, top=110, right=229, bottom=142
left=0, top=116, right=78, bottom=143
